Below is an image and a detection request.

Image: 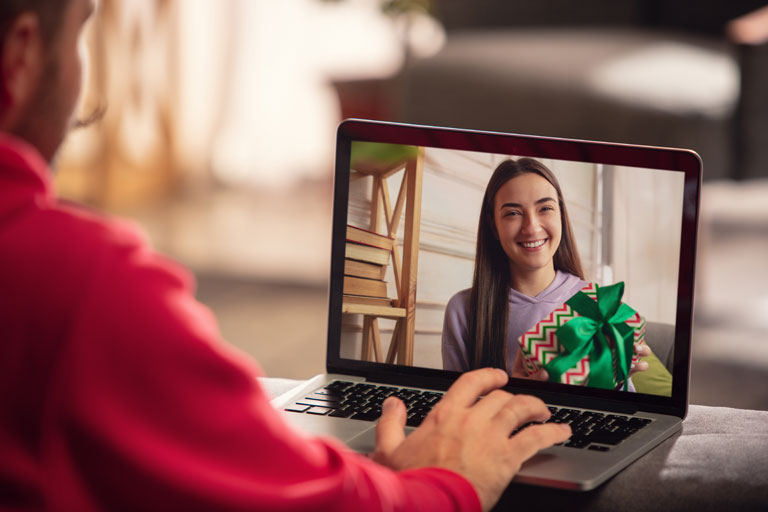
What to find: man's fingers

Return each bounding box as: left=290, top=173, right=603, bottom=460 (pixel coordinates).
left=471, top=389, right=515, bottom=418
left=372, top=397, right=407, bottom=466
left=507, top=423, right=572, bottom=463
left=440, top=368, right=509, bottom=408
left=492, top=394, right=551, bottom=431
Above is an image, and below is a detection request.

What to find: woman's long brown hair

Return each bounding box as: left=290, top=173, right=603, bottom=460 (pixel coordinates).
left=467, top=158, right=585, bottom=371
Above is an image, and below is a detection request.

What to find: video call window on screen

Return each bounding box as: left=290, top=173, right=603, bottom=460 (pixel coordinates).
left=339, top=141, right=684, bottom=397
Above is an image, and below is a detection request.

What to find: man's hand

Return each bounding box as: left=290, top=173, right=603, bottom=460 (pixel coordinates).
left=372, top=368, right=571, bottom=512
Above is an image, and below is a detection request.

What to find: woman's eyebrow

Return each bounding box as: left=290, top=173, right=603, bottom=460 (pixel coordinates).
left=499, top=197, right=556, bottom=209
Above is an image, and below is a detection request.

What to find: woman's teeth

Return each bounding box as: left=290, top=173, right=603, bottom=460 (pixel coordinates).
left=520, top=239, right=546, bottom=248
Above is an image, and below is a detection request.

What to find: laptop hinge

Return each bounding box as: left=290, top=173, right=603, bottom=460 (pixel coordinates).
left=365, top=372, right=453, bottom=392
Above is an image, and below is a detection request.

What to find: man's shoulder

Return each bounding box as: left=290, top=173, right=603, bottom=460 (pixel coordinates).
left=9, top=199, right=147, bottom=271
left=2, top=197, right=189, bottom=306
left=54, top=200, right=146, bottom=246
left=0, top=135, right=149, bottom=270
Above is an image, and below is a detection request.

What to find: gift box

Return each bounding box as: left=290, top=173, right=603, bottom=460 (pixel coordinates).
left=518, top=282, right=646, bottom=390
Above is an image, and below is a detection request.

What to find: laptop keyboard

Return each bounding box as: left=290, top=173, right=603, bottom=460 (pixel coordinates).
left=532, top=407, right=652, bottom=450
left=285, top=380, right=443, bottom=427
left=285, top=380, right=653, bottom=449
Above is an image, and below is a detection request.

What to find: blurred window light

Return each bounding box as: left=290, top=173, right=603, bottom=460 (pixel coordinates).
left=110, top=0, right=172, bottom=166
left=60, top=0, right=441, bottom=197
left=210, top=0, right=406, bottom=187
left=587, top=41, right=739, bottom=118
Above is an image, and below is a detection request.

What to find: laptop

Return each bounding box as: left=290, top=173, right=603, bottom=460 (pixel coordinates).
left=272, top=119, right=699, bottom=491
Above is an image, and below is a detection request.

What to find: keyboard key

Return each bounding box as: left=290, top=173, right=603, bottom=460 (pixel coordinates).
left=304, top=396, right=340, bottom=404
left=325, top=381, right=353, bottom=391
left=584, top=429, right=629, bottom=445
left=350, top=384, right=376, bottom=395
left=351, top=410, right=381, bottom=421
left=406, top=414, right=426, bottom=427
left=285, top=404, right=310, bottom=413
left=306, top=406, right=333, bottom=415
left=314, top=389, right=343, bottom=396
left=588, top=445, right=610, bottom=452
left=565, top=438, right=589, bottom=449
left=329, top=409, right=355, bottom=418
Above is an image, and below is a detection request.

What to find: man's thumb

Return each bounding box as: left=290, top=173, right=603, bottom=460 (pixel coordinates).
left=373, top=397, right=406, bottom=465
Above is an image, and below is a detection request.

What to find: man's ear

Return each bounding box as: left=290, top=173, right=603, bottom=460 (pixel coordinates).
left=0, top=12, right=45, bottom=119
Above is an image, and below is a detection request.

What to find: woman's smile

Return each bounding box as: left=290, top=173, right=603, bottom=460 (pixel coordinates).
left=518, top=238, right=548, bottom=250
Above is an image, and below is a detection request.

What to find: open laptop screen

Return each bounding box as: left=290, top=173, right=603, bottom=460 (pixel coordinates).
left=328, top=120, right=699, bottom=414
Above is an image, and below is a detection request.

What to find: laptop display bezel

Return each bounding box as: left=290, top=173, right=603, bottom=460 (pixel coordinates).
left=327, top=119, right=700, bottom=419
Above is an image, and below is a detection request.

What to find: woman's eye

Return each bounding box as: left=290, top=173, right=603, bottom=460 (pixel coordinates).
left=540, top=205, right=556, bottom=213
left=503, top=210, right=521, bottom=217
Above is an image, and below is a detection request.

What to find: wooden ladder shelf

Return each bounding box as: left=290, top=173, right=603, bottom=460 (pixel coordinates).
left=342, top=147, right=425, bottom=366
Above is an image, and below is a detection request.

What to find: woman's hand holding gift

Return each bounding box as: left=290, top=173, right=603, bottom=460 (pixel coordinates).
left=630, top=342, right=651, bottom=376
left=512, top=329, right=652, bottom=384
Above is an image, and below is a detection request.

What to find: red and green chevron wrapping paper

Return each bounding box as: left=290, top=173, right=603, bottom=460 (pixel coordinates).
left=518, top=283, right=646, bottom=387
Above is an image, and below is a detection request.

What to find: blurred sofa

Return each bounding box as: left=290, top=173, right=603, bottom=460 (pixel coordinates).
left=398, top=0, right=768, bottom=180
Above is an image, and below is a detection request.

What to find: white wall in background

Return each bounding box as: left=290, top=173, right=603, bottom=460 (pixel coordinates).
left=611, top=166, right=684, bottom=325
left=197, top=0, right=404, bottom=187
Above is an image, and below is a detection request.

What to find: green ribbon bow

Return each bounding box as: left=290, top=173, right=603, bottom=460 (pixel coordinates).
left=545, top=282, right=636, bottom=391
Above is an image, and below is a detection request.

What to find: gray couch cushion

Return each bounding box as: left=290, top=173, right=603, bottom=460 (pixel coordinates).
left=644, top=321, right=675, bottom=372
left=500, top=405, right=768, bottom=511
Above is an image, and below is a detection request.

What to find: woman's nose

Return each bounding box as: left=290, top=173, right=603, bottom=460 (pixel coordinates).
left=521, top=213, right=539, bottom=234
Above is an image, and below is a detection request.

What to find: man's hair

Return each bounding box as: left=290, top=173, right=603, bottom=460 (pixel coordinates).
left=0, top=0, right=71, bottom=49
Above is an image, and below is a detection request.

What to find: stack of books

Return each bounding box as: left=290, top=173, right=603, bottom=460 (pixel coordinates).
left=343, top=225, right=395, bottom=311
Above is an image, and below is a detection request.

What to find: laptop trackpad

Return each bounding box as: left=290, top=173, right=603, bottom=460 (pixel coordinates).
left=346, top=425, right=417, bottom=454
left=286, top=413, right=373, bottom=442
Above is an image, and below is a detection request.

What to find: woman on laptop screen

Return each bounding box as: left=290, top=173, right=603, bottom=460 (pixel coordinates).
left=441, top=158, right=654, bottom=391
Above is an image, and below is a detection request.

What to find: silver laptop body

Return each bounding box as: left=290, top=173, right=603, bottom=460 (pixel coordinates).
left=273, top=119, right=699, bottom=491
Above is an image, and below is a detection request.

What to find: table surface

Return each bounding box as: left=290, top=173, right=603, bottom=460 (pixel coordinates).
left=260, top=377, right=768, bottom=512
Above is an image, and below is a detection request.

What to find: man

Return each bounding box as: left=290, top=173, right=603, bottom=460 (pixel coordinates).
left=0, top=1, right=571, bottom=510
